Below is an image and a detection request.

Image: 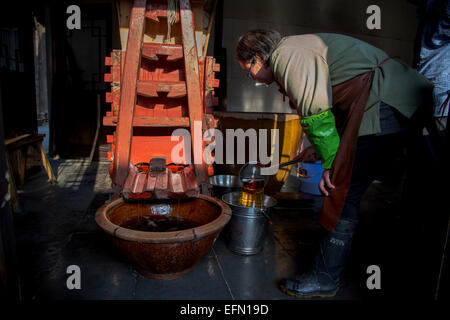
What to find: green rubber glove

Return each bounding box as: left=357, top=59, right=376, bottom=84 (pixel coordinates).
left=300, top=110, right=340, bottom=170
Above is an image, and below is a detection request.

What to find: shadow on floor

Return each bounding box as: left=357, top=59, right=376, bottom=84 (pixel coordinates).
left=12, top=158, right=409, bottom=301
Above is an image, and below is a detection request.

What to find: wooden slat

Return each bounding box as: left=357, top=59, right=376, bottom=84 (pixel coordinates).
left=104, top=73, right=113, bottom=82
left=106, top=92, right=113, bottom=103
left=113, top=0, right=147, bottom=191
left=141, top=43, right=183, bottom=61
left=103, top=116, right=190, bottom=127
left=137, top=80, right=186, bottom=98
left=105, top=55, right=112, bottom=66
left=204, top=56, right=214, bottom=90
left=145, top=2, right=180, bottom=22
left=6, top=134, right=45, bottom=151
left=19, top=146, right=28, bottom=185
left=179, top=0, right=208, bottom=190
left=192, top=0, right=204, bottom=57
left=5, top=134, right=32, bottom=147
left=202, top=0, right=217, bottom=57
left=36, top=141, right=56, bottom=183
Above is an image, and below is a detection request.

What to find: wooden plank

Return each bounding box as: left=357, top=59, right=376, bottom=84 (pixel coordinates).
left=192, top=0, right=204, bottom=57
left=179, top=0, right=208, bottom=190
left=19, top=146, right=28, bottom=185
left=105, top=55, right=112, bottom=66
left=37, top=141, right=56, bottom=183
left=104, top=73, right=113, bottom=82
left=202, top=0, right=218, bottom=57
left=139, top=60, right=186, bottom=81
left=145, top=2, right=180, bottom=22
left=5, top=134, right=32, bottom=147
left=106, top=92, right=113, bottom=103
left=137, top=80, right=186, bottom=98
left=141, top=43, right=183, bottom=61
left=103, top=116, right=190, bottom=127
left=116, top=0, right=133, bottom=50
left=113, top=0, right=147, bottom=192
left=5, top=134, right=45, bottom=151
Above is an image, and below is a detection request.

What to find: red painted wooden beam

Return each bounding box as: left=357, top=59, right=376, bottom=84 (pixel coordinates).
left=103, top=116, right=190, bottom=127
left=104, top=73, right=113, bottom=82
left=106, top=92, right=113, bottom=103
left=179, top=0, right=208, bottom=190
left=113, top=0, right=147, bottom=193
left=137, top=80, right=187, bottom=98
left=145, top=2, right=180, bottom=22
left=105, top=55, right=112, bottom=66
left=141, top=43, right=183, bottom=61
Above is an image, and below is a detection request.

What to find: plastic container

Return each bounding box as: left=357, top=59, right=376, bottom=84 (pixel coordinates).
left=298, top=161, right=324, bottom=196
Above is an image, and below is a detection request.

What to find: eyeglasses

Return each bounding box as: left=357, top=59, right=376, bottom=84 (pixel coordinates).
left=247, top=57, right=256, bottom=79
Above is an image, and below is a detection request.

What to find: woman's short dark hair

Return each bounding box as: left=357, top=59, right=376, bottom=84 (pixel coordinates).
left=236, top=29, right=282, bottom=65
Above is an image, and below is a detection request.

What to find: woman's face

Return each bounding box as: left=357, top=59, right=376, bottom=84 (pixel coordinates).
left=238, top=56, right=275, bottom=85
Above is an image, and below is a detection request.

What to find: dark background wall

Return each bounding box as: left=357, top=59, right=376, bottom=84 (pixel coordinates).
left=47, top=0, right=119, bottom=158
left=0, top=2, right=38, bottom=139
left=1, top=0, right=121, bottom=159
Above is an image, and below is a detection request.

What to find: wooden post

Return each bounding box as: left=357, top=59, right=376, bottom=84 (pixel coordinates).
left=37, top=141, right=56, bottom=183
left=179, top=0, right=208, bottom=192
left=115, top=0, right=133, bottom=51
left=113, top=0, right=147, bottom=195
left=202, top=0, right=218, bottom=58
left=19, top=147, right=28, bottom=185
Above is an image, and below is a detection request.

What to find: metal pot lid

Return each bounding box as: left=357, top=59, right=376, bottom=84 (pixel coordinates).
left=209, top=175, right=241, bottom=188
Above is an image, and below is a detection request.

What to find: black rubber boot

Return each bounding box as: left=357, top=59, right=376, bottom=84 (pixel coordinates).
left=279, top=218, right=357, bottom=298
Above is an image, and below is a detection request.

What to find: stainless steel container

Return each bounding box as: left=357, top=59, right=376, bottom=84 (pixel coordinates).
left=209, top=175, right=241, bottom=198
left=221, top=192, right=277, bottom=255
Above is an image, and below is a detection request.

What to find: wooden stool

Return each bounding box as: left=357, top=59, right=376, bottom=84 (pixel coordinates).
left=5, top=133, right=56, bottom=212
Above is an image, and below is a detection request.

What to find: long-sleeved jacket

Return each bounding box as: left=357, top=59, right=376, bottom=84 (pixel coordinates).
left=270, top=33, right=433, bottom=168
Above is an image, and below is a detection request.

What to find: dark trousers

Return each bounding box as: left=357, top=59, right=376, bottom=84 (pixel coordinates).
left=334, top=133, right=406, bottom=298
left=339, top=133, right=406, bottom=222
left=339, top=119, right=448, bottom=299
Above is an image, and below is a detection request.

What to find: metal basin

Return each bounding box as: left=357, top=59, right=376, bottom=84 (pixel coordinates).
left=222, top=192, right=277, bottom=255
left=95, top=195, right=231, bottom=279
left=209, top=175, right=241, bottom=198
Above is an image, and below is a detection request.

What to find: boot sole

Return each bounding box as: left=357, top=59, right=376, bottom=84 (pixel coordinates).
left=279, top=283, right=337, bottom=299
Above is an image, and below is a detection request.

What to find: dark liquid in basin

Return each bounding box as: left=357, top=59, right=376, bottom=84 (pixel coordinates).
left=120, top=215, right=200, bottom=232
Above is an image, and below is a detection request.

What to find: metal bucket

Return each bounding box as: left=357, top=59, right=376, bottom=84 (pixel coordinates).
left=222, top=192, right=277, bottom=255
left=209, top=175, right=241, bottom=199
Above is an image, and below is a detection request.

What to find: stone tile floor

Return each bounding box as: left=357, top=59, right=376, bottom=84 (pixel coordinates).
left=12, top=158, right=404, bottom=301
